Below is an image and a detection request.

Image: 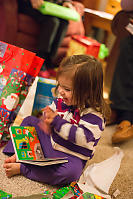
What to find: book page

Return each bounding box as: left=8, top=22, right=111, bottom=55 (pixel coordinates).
left=10, top=126, right=44, bottom=161
left=10, top=126, right=68, bottom=166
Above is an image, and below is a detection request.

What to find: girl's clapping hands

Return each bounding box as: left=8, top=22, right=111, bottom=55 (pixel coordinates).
left=39, top=106, right=58, bottom=135
left=42, top=106, right=58, bottom=125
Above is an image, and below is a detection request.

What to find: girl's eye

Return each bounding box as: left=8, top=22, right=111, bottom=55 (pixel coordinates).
left=65, top=88, right=71, bottom=92
left=58, top=84, right=71, bottom=92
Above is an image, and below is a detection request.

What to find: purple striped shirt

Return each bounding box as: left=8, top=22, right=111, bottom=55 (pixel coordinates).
left=50, top=98, right=105, bottom=160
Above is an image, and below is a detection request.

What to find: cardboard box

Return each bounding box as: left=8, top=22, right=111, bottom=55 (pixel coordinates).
left=67, top=35, right=100, bottom=58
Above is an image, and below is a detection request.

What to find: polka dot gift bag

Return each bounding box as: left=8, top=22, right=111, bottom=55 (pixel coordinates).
left=0, top=41, right=44, bottom=147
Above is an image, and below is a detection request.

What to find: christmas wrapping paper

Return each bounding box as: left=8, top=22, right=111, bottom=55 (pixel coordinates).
left=0, top=41, right=44, bottom=146
left=67, top=35, right=100, bottom=58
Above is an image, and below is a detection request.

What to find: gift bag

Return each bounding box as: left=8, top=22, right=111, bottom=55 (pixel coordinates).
left=0, top=41, right=44, bottom=146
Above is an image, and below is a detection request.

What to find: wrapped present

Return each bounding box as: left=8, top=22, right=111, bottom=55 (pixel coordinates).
left=0, top=41, right=44, bottom=144
left=78, top=192, right=106, bottom=199
left=67, top=35, right=100, bottom=58
left=70, top=181, right=83, bottom=198
left=98, top=44, right=109, bottom=59
left=0, top=189, right=12, bottom=198
left=38, top=1, right=80, bottom=21
left=42, top=190, right=53, bottom=198
left=32, top=77, right=56, bottom=117
left=52, top=186, right=72, bottom=199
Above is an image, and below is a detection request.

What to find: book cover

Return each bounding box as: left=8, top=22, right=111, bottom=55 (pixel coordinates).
left=9, top=126, right=68, bottom=166
left=32, top=77, right=56, bottom=117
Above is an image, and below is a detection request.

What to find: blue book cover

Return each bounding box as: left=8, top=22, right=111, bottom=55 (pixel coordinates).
left=32, top=77, right=56, bottom=117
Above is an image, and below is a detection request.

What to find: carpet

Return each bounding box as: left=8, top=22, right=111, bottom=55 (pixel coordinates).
left=0, top=79, right=133, bottom=199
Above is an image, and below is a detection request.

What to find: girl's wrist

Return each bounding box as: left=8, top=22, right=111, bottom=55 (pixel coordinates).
left=50, top=115, right=60, bottom=127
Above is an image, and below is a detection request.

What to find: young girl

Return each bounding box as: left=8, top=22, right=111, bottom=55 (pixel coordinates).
left=3, top=54, right=109, bottom=185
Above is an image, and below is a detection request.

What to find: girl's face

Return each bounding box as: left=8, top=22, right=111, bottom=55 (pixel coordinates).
left=58, top=74, right=73, bottom=106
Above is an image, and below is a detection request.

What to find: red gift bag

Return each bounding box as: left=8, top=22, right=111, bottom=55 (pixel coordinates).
left=0, top=41, right=44, bottom=146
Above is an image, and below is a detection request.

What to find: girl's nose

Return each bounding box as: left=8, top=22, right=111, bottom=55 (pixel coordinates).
left=58, top=86, right=64, bottom=95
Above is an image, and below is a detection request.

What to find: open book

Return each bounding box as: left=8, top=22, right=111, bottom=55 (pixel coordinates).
left=9, top=126, right=68, bottom=166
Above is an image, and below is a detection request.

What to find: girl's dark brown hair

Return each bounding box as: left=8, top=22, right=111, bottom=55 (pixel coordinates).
left=57, top=54, right=110, bottom=119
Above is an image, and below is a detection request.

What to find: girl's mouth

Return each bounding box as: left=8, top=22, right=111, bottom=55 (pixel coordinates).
left=63, top=98, right=68, bottom=103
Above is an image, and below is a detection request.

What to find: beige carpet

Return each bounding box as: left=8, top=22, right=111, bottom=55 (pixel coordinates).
left=0, top=79, right=133, bottom=198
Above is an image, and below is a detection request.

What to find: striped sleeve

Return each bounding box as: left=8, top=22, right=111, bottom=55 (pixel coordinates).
left=51, top=112, right=105, bottom=151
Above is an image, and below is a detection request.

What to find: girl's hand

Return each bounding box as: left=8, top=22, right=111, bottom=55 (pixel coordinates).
left=30, top=0, right=44, bottom=9
left=39, top=106, right=58, bottom=135
left=38, top=117, right=51, bottom=135
left=43, top=106, right=58, bottom=125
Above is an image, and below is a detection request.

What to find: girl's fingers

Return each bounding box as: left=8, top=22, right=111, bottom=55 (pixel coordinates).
left=3, top=163, right=10, bottom=169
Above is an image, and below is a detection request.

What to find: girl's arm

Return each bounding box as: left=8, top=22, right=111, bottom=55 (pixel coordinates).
left=43, top=99, right=105, bottom=150
left=51, top=112, right=105, bottom=150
